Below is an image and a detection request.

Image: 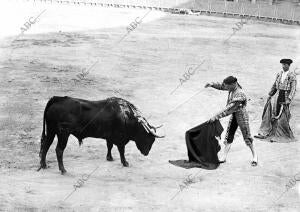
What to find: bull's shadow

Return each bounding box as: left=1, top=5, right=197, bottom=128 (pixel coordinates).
left=37, top=96, right=164, bottom=174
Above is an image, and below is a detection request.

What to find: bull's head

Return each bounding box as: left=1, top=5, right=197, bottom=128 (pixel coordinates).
left=134, top=117, right=165, bottom=156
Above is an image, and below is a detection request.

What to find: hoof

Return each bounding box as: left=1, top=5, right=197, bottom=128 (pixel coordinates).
left=60, top=168, right=67, bottom=175
left=106, top=155, right=114, bottom=161
left=251, top=156, right=258, bottom=167
left=60, top=170, right=67, bottom=175
left=122, top=161, right=129, bottom=167
left=251, top=161, right=258, bottom=166
left=37, top=164, right=48, bottom=171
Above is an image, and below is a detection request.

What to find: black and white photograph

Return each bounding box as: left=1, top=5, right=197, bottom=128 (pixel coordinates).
left=0, top=0, right=299, bottom=211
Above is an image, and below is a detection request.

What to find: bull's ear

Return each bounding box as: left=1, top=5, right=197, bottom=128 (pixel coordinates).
left=156, top=134, right=165, bottom=138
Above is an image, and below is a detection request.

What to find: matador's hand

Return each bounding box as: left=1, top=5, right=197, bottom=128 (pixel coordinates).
left=285, top=98, right=291, bottom=105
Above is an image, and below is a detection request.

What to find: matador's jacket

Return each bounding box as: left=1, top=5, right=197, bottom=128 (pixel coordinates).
left=269, top=71, right=297, bottom=103
left=210, top=82, right=253, bottom=145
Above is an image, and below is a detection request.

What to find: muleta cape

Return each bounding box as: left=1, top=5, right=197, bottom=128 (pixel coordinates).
left=185, top=120, right=224, bottom=170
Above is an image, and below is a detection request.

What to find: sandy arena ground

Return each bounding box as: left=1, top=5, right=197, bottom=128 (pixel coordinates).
left=0, top=0, right=299, bottom=211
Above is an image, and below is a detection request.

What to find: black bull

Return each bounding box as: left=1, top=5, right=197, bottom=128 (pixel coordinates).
left=38, top=96, right=164, bottom=174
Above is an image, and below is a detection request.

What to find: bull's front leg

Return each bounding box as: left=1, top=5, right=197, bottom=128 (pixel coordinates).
left=117, top=145, right=129, bottom=167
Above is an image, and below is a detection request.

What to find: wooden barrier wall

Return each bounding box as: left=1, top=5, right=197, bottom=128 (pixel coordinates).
left=23, top=0, right=300, bottom=25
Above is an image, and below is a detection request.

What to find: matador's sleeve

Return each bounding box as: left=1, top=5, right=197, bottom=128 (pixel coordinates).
left=210, top=82, right=227, bottom=90
left=214, top=92, right=246, bottom=119
left=268, top=73, right=279, bottom=96
left=288, top=74, right=297, bottom=101
left=229, top=92, right=247, bottom=104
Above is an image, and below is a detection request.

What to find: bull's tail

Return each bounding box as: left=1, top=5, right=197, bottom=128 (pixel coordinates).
left=39, top=96, right=58, bottom=158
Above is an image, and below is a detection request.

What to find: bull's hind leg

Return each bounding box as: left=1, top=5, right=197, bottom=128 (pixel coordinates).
left=56, top=132, right=70, bottom=174
left=38, top=129, right=55, bottom=171
left=106, top=140, right=114, bottom=161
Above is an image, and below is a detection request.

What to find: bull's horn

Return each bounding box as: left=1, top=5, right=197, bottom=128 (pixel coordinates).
left=142, top=122, right=165, bottom=138
left=154, top=124, right=163, bottom=129
left=148, top=127, right=165, bottom=138
left=151, top=131, right=165, bottom=138
left=147, top=123, right=163, bottom=130
left=141, top=122, right=150, bottom=133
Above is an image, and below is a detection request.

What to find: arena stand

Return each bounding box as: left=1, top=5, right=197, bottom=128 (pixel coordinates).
left=24, top=0, right=300, bottom=24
